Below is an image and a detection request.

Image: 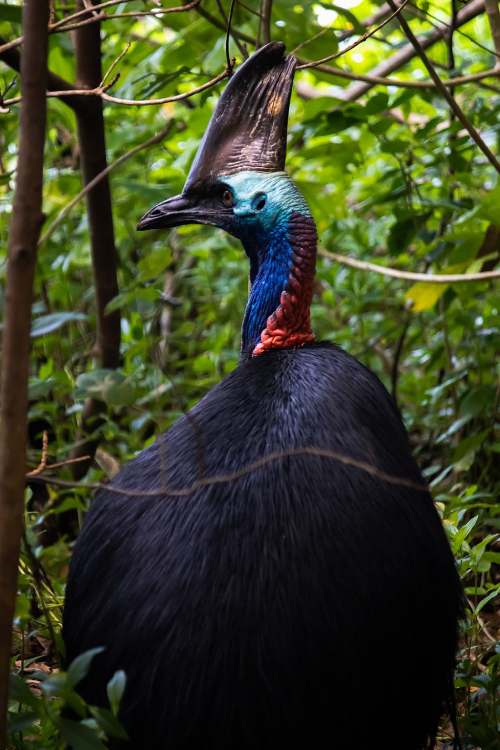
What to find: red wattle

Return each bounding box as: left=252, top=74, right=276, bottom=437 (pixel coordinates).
left=253, top=213, right=317, bottom=356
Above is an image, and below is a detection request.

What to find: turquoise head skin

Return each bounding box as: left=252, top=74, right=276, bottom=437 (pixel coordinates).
left=220, top=171, right=310, bottom=235
left=218, top=171, right=313, bottom=353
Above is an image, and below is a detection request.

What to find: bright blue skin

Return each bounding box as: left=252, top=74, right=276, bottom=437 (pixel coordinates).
left=220, top=172, right=311, bottom=354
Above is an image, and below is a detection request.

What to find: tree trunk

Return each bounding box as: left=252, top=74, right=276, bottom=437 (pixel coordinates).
left=71, top=2, right=121, bottom=478
left=0, top=2, right=49, bottom=746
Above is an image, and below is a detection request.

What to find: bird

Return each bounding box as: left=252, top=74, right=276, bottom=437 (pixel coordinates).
left=63, top=43, right=462, bottom=750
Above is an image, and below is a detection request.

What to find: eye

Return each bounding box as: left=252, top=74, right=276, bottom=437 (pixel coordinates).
left=222, top=189, right=233, bottom=208
left=252, top=193, right=267, bottom=211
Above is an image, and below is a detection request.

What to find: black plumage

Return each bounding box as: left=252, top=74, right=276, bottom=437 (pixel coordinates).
left=63, top=44, right=462, bottom=750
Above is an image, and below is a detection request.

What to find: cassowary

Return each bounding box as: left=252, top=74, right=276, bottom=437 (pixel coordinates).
left=63, top=43, right=462, bottom=749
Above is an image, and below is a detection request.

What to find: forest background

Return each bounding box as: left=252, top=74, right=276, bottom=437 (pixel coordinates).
left=0, top=0, right=498, bottom=748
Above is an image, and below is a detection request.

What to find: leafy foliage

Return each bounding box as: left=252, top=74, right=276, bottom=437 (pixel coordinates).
left=0, top=0, right=498, bottom=748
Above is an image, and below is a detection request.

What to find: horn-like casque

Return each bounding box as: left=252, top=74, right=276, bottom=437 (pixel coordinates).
left=184, top=42, right=296, bottom=191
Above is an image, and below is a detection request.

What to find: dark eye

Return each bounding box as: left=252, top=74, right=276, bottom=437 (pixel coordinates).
left=252, top=193, right=267, bottom=211
left=222, top=189, right=233, bottom=208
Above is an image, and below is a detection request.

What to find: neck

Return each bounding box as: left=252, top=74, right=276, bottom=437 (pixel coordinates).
left=241, top=210, right=317, bottom=357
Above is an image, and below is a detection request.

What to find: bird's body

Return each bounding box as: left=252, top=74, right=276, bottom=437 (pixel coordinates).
left=64, top=43, right=462, bottom=749
left=64, top=345, right=459, bottom=749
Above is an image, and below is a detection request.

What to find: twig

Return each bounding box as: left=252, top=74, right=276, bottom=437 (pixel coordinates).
left=225, top=0, right=237, bottom=71
left=466, top=596, right=497, bottom=643
left=319, top=249, right=500, bottom=283
left=386, top=0, right=500, bottom=173
left=484, top=0, right=500, bottom=59
left=196, top=4, right=255, bottom=45
left=101, top=68, right=229, bottom=105
left=28, top=456, right=90, bottom=475
left=297, top=0, right=410, bottom=70
left=27, top=445, right=430, bottom=496
left=0, top=36, right=92, bottom=114
left=391, top=315, right=411, bottom=404
left=3, top=68, right=229, bottom=109
left=100, top=40, right=131, bottom=87
left=238, top=0, right=262, bottom=17
left=289, top=27, right=330, bottom=56
left=26, top=432, right=49, bottom=477
left=6, top=59, right=497, bottom=110
left=259, top=0, right=273, bottom=46
left=39, top=122, right=174, bottom=246
left=408, top=0, right=500, bottom=59
left=51, top=0, right=200, bottom=29
left=298, top=61, right=500, bottom=90
left=339, top=0, right=486, bottom=100
left=0, top=0, right=201, bottom=55
left=2, top=77, right=115, bottom=107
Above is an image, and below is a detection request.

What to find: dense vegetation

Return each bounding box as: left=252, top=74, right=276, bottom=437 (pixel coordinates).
left=0, top=1, right=498, bottom=748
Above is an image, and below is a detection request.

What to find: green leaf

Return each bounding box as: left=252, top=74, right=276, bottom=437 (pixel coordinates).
left=474, top=587, right=499, bottom=614
left=137, top=247, right=172, bottom=282
left=59, top=718, right=107, bottom=750
left=453, top=430, right=490, bottom=463
left=90, top=706, right=128, bottom=740
left=0, top=3, right=22, bottom=22
left=459, top=387, right=495, bottom=419
left=7, top=710, right=38, bottom=733
left=317, top=3, right=364, bottom=33
left=8, top=673, right=39, bottom=710
left=365, top=93, right=389, bottom=116
left=67, top=647, right=105, bottom=688
left=31, top=312, right=87, bottom=337
left=106, top=670, right=127, bottom=716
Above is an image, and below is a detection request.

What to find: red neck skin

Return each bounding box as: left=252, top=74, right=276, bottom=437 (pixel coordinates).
left=253, top=212, right=317, bottom=356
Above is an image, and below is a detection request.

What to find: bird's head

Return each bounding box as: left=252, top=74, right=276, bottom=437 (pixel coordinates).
left=138, top=42, right=317, bottom=357
left=137, top=43, right=304, bottom=245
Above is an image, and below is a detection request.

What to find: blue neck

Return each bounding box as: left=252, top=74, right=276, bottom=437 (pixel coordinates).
left=241, top=223, right=293, bottom=354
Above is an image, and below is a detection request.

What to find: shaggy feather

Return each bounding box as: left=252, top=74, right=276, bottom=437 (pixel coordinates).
left=64, top=344, right=461, bottom=749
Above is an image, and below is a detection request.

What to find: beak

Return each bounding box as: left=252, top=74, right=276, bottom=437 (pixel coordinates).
left=137, top=194, right=202, bottom=231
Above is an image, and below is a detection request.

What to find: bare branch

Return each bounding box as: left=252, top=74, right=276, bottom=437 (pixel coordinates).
left=50, top=0, right=200, bottom=30
left=297, top=61, right=499, bottom=90
left=319, top=249, right=500, bottom=283
left=386, top=0, right=500, bottom=173
left=0, top=1, right=201, bottom=55
left=28, top=445, right=430, bottom=496
left=224, top=0, right=238, bottom=70
left=26, top=432, right=49, bottom=477
left=39, top=122, right=175, bottom=246
left=0, top=2, right=49, bottom=744
left=339, top=0, right=486, bottom=100
left=259, top=0, right=273, bottom=46
left=0, top=36, right=91, bottom=114
left=484, top=0, right=500, bottom=59
left=407, top=0, right=500, bottom=59
left=298, top=0, right=410, bottom=70
left=3, top=68, right=230, bottom=109
left=196, top=4, right=255, bottom=45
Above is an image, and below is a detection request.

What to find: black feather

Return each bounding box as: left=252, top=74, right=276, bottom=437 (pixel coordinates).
left=64, top=344, right=462, bottom=749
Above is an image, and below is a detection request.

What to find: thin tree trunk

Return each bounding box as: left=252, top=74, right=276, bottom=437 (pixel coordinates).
left=0, top=2, right=49, bottom=746
left=71, top=1, right=121, bottom=478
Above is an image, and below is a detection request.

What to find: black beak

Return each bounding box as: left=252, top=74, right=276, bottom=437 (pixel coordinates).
left=137, top=194, right=198, bottom=231
left=137, top=193, right=234, bottom=233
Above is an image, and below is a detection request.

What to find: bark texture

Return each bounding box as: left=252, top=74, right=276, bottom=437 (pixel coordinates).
left=70, top=2, right=121, bottom=478
left=0, top=3, right=49, bottom=746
